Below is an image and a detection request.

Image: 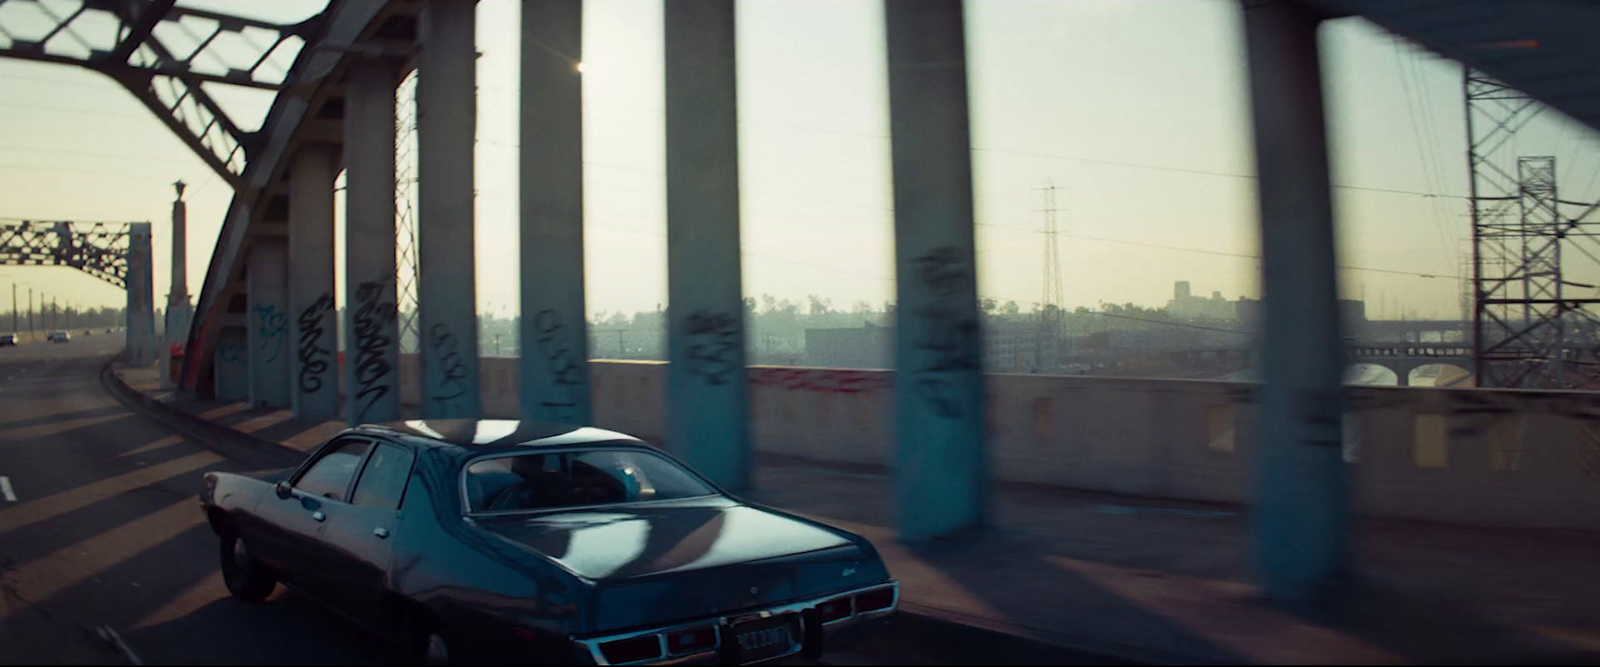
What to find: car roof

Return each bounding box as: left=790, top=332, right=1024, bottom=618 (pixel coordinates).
left=349, top=419, right=643, bottom=451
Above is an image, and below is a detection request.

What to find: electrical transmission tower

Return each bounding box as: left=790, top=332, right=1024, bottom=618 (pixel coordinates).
left=1037, top=180, right=1064, bottom=371
left=1465, top=66, right=1600, bottom=388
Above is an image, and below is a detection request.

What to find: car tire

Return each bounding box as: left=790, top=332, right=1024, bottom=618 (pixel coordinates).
left=394, top=606, right=454, bottom=666
left=423, top=632, right=451, bottom=666
left=219, top=533, right=276, bottom=602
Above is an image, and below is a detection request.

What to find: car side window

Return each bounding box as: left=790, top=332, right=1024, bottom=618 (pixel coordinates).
left=351, top=443, right=416, bottom=511
left=296, top=438, right=373, bottom=501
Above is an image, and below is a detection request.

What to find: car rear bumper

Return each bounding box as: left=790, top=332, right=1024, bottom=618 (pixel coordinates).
left=572, top=581, right=898, bottom=665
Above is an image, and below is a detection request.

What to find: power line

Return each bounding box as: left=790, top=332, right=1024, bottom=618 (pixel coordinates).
left=974, top=222, right=1461, bottom=279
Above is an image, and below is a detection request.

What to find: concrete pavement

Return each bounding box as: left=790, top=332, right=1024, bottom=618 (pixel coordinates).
left=0, top=337, right=393, bottom=664
left=111, top=358, right=1600, bottom=665
left=2, top=338, right=1103, bottom=665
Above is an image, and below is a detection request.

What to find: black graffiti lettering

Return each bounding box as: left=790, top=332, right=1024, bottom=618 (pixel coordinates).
left=353, top=278, right=396, bottom=422
left=916, top=377, right=963, bottom=419
left=296, top=294, right=334, bottom=393
left=911, top=246, right=978, bottom=419
left=532, top=309, right=583, bottom=421
left=219, top=341, right=243, bottom=363
left=429, top=323, right=471, bottom=411
left=685, top=310, right=740, bottom=385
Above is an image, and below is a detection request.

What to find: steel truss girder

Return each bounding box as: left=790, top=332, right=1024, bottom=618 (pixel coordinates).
left=0, top=0, right=321, bottom=192
left=0, top=219, right=133, bottom=288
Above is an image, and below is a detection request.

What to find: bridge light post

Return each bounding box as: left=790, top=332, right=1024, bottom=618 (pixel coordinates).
left=125, top=222, right=157, bottom=366
left=1241, top=0, right=1350, bottom=605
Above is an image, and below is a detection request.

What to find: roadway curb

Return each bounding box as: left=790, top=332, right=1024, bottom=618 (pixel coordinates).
left=100, top=360, right=1157, bottom=665
left=99, top=359, right=302, bottom=470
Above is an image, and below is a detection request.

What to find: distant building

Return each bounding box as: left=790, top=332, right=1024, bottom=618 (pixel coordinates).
left=1166, top=281, right=1236, bottom=320
left=984, top=317, right=1047, bottom=373
left=803, top=325, right=889, bottom=368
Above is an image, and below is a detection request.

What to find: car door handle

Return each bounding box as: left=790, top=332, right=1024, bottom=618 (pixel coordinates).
left=311, top=511, right=326, bottom=522
left=373, top=527, right=390, bottom=539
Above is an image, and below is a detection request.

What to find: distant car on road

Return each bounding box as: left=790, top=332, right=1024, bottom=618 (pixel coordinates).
left=200, top=420, right=898, bottom=665
left=47, top=331, right=70, bottom=343
left=0, top=333, right=16, bottom=346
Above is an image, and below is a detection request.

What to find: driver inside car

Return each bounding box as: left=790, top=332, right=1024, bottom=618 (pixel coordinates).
left=485, top=454, right=572, bottom=511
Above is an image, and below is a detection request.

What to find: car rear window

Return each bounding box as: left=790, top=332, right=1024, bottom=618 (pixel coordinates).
left=464, top=449, right=715, bottom=514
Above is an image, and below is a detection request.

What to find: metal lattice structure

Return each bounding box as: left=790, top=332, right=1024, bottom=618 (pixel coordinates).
left=0, top=0, right=318, bottom=193
left=1466, top=67, right=1600, bottom=388
left=0, top=219, right=133, bottom=287
left=395, top=67, right=421, bottom=354
left=1037, top=181, right=1063, bottom=371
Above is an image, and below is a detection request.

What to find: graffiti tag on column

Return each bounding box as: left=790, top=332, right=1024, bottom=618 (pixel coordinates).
left=429, top=323, right=470, bottom=415
left=352, top=278, right=396, bottom=422
left=912, top=246, right=978, bottom=419
left=219, top=340, right=243, bottom=363
left=686, top=310, right=740, bottom=385
left=253, top=303, right=286, bottom=364
left=297, top=294, right=334, bottom=393
left=532, top=309, right=583, bottom=421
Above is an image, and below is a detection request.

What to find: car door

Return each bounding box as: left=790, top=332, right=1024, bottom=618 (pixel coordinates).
left=317, top=439, right=417, bottom=638
left=249, top=436, right=374, bottom=596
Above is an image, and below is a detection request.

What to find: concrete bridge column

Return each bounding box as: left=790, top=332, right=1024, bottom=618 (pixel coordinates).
left=343, top=58, right=403, bottom=425
left=246, top=238, right=290, bottom=408
left=664, top=0, right=750, bottom=490
left=288, top=143, right=340, bottom=421
left=884, top=0, right=988, bottom=539
left=518, top=0, right=590, bottom=425
left=125, top=222, right=157, bottom=367
left=213, top=326, right=248, bottom=401
left=417, top=0, right=481, bottom=419
left=1242, top=0, right=1349, bottom=604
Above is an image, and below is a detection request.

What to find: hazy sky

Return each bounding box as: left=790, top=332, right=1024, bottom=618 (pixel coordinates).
left=2, top=0, right=1598, bottom=324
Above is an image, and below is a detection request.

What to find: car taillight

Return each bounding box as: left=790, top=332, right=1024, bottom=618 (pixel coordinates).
left=598, top=635, right=662, bottom=664
left=855, top=587, right=894, bottom=612
left=816, top=597, right=852, bottom=623
left=665, top=626, right=716, bottom=654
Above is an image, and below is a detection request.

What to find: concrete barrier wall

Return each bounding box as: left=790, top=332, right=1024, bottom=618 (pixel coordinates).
left=379, top=356, right=1600, bottom=531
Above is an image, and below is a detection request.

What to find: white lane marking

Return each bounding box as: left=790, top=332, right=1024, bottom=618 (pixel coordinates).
left=0, top=476, right=15, bottom=502
left=96, top=626, right=144, bottom=666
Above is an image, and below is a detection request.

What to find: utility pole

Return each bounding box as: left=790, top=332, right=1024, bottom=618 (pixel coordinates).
left=27, top=289, right=33, bottom=337
left=10, top=283, right=15, bottom=333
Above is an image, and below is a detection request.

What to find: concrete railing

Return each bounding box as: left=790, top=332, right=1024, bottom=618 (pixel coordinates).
left=379, top=355, right=1600, bottom=531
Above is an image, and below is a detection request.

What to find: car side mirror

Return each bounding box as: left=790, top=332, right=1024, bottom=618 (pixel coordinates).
left=275, top=480, right=293, bottom=500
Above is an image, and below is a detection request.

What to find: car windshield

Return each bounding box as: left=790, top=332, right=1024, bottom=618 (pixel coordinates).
left=463, top=448, right=716, bottom=514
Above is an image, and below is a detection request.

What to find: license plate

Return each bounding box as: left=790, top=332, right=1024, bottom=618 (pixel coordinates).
left=730, top=614, right=796, bottom=663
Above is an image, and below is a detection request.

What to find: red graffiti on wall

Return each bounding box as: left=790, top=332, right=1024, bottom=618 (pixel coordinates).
left=749, top=368, right=892, bottom=394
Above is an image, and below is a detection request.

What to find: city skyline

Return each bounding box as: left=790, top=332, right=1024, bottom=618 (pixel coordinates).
left=2, top=0, right=1598, bottom=323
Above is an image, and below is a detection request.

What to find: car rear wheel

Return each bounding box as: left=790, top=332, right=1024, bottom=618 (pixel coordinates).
left=424, top=633, right=451, bottom=665
left=219, top=533, right=276, bottom=602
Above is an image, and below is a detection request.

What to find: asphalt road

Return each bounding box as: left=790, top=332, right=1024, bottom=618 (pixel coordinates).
left=0, top=336, right=1012, bottom=666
